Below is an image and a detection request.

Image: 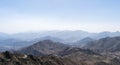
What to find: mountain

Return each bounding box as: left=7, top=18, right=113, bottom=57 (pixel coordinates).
left=18, top=40, right=70, bottom=56
left=1, top=30, right=120, bottom=52
left=91, top=31, right=120, bottom=39
left=34, top=36, right=64, bottom=43
left=58, top=47, right=99, bottom=56
left=57, top=47, right=103, bottom=65
left=84, top=36, right=120, bottom=52
left=1, top=30, right=120, bottom=42
left=16, top=39, right=120, bottom=65
left=0, top=32, right=10, bottom=41
left=57, top=47, right=120, bottom=65
left=73, top=37, right=94, bottom=47
left=10, top=31, right=120, bottom=43
left=0, top=47, right=9, bottom=52
left=0, top=38, right=35, bottom=51
left=11, top=30, right=92, bottom=43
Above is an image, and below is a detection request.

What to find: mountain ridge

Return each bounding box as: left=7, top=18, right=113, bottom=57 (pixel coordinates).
left=84, top=36, right=120, bottom=53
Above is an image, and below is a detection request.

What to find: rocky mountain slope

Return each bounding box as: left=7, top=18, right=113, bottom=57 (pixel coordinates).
left=17, top=40, right=70, bottom=56
left=1, top=36, right=120, bottom=65
left=84, top=36, right=120, bottom=52
left=15, top=39, right=120, bottom=65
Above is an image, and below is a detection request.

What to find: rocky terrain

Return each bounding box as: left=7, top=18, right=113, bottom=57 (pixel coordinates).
left=17, top=40, right=70, bottom=56
left=84, top=36, right=120, bottom=53
left=0, top=51, right=77, bottom=65
left=0, top=36, right=120, bottom=65
left=0, top=50, right=120, bottom=65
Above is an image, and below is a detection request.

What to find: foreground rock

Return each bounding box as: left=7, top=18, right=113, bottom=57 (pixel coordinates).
left=0, top=51, right=120, bottom=65
left=0, top=51, right=77, bottom=65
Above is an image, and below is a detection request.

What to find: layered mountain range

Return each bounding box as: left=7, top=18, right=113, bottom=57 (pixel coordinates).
left=0, top=31, right=120, bottom=65
left=0, top=30, right=120, bottom=51
left=1, top=39, right=120, bottom=65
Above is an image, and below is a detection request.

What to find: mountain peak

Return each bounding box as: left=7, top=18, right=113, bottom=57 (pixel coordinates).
left=18, top=40, right=70, bottom=56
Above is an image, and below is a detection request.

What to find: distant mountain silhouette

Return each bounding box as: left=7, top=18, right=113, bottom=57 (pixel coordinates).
left=1, top=30, right=120, bottom=51
left=92, top=31, right=120, bottom=39
left=0, top=32, right=10, bottom=41
left=73, top=37, right=94, bottom=47
left=0, top=38, right=35, bottom=50
left=9, top=30, right=120, bottom=43
left=11, top=30, right=91, bottom=43
left=34, top=36, right=63, bottom=43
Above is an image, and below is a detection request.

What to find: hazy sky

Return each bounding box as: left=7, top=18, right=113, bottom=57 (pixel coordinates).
left=0, top=0, right=120, bottom=33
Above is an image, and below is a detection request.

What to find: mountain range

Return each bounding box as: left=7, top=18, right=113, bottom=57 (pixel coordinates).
left=6, top=39, right=120, bottom=65
left=0, top=34, right=120, bottom=65
left=84, top=36, right=120, bottom=53
left=0, top=30, right=120, bottom=52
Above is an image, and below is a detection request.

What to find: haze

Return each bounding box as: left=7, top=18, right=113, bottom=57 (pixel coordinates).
left=0, top=0, right=120, bottom=33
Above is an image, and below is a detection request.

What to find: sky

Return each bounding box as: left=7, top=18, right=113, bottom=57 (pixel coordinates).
left=0, top=0, right=120, bottom=33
